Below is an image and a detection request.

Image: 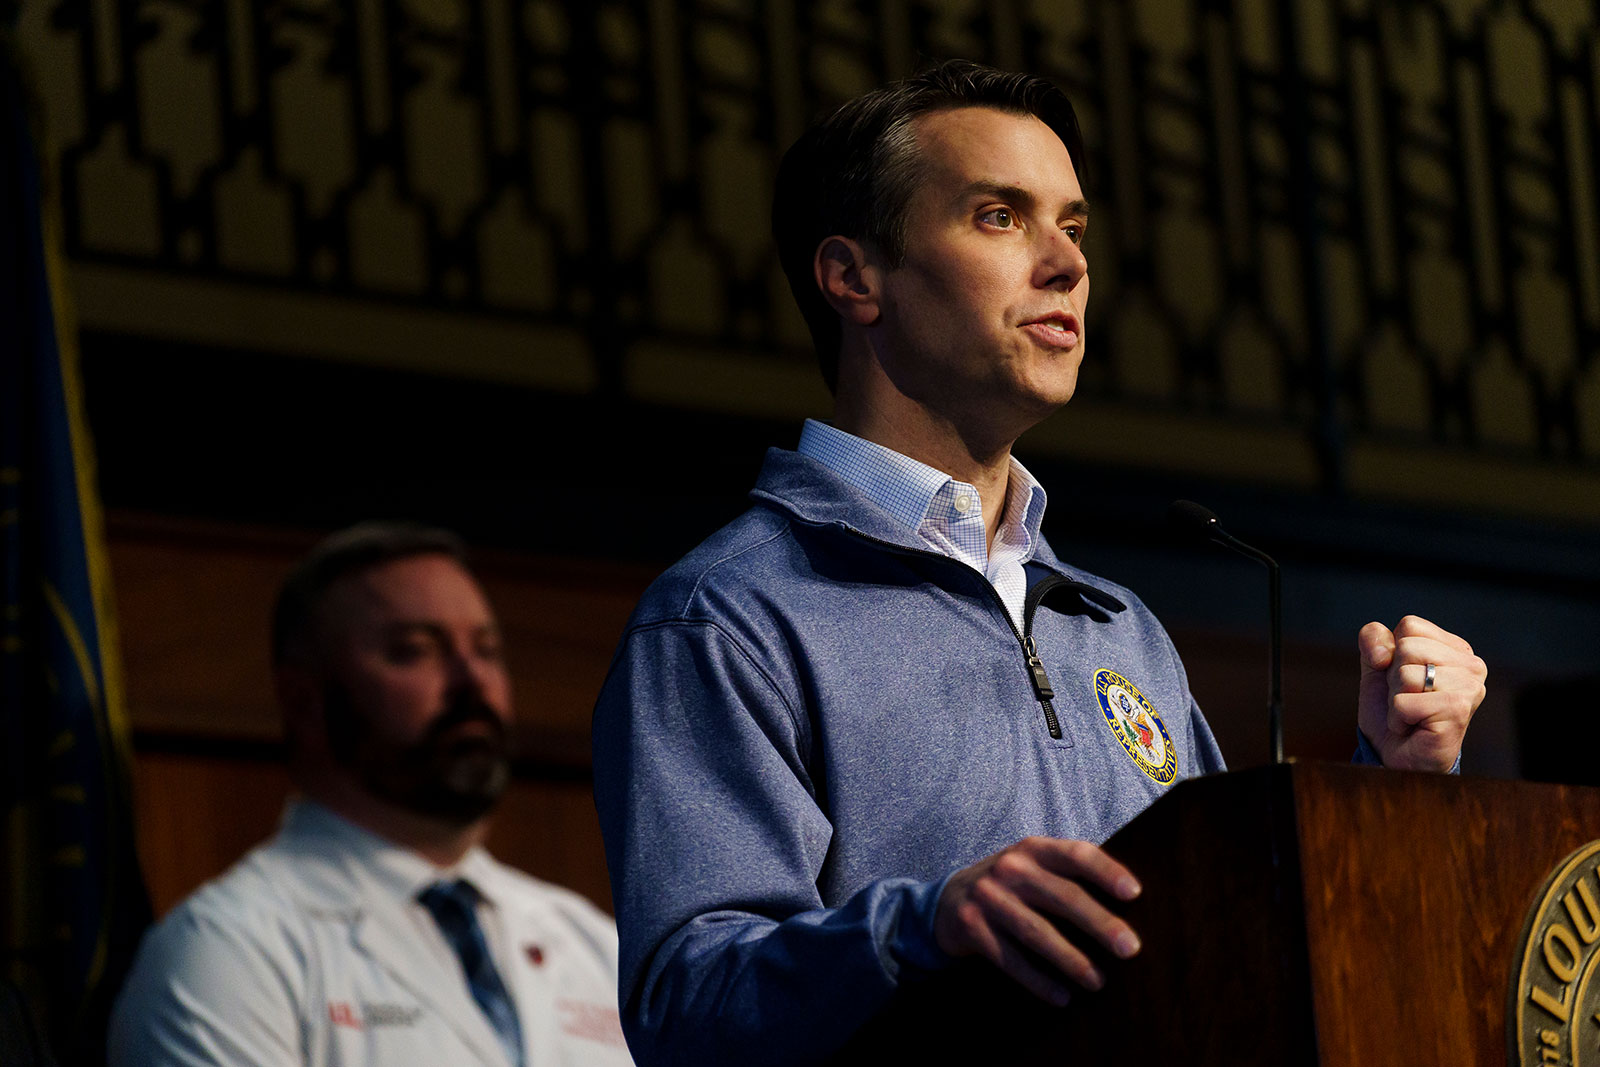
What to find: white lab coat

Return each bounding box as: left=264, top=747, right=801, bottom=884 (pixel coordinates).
left=109, top=801, right=634, bottom=1066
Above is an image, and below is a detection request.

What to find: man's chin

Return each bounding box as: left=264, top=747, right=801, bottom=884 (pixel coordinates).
left=442, top=750, right=512, bottom=804
left=1003, top=375, right=1079, bottom=435
left=363, top=751, right=512, bottom=825
left=1035, top=369, right=1082, bottom=415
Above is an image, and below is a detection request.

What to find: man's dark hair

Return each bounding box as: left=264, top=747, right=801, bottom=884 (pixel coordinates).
left=271, top=521, right=469, bottom=668
left=772, top=58, right=1087, bottom=392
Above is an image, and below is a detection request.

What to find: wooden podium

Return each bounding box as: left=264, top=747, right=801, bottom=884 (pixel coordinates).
left=839, top=761, right=1600, bottom=1064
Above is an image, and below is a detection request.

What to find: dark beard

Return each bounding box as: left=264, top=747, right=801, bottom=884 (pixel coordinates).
left=322, top=681, right=512, bottom=825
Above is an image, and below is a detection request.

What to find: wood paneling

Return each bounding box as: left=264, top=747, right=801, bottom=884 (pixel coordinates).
left=486, top=781, right=613, bottom=914
left=133, top=751, right=292, bottom=916
left=133, top=749, right=612, bottom=919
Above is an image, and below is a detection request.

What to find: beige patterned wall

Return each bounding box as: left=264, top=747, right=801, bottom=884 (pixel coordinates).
left=15, top=0, right=1600, bottom=522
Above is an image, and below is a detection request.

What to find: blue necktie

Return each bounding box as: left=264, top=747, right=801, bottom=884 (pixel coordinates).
left=419, top=879, right=525, bottom=1067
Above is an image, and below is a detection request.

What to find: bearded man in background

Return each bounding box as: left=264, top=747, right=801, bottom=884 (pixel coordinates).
left=112, top=522, right=632, bottom=1067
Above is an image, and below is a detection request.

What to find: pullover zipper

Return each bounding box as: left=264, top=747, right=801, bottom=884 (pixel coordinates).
left=1021, top=576, right=1074, bottom=739
left=818, top=521, right=1082, bottom=740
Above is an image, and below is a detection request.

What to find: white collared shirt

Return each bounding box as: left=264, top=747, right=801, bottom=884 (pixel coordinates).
left=797, top=418, right=1048, bottom=630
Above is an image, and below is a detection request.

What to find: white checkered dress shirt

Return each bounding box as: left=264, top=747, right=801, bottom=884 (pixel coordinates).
left=797, top=419, right=1049, bottom=632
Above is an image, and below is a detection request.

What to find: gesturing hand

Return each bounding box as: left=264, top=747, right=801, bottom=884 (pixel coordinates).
left=933, top=836, right=1142, bottom=1007
left=1357, top=615, right=1486, bottom=772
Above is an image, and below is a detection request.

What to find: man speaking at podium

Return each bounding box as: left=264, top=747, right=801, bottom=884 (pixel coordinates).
left=591, top=60, right=1487, bottom=1065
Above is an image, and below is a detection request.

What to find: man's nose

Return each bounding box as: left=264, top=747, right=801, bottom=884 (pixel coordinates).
left=446, top=645, right=493, bottom=695
left=446, top=643, right=513, bottom=714
left=1037, top=227, right=1088, bottom=290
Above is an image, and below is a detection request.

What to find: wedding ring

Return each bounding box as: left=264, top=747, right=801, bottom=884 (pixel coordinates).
left=1423, top=663, right=1437, bottom=692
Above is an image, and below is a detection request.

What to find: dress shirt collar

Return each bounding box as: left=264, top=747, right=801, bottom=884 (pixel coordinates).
left=796, top=419, right=953, bottom=533
left=796, top=418, right=1049, bottom=550
left=995, top=451, right=1049, bottom=555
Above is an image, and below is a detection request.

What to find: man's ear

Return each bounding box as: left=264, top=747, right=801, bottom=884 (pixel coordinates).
left=813, top=236, right=882, bottom=326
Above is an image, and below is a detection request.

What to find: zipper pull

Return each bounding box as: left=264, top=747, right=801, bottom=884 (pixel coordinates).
left=1023, top=635, right=1055, bottom=701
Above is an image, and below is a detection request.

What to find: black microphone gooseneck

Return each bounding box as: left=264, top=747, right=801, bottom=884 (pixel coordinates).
left=1168, top=500, right=1284, bottom=764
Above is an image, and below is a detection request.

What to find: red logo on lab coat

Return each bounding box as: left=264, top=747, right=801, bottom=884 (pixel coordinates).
left=328, top=1001, right=363, bottom=1030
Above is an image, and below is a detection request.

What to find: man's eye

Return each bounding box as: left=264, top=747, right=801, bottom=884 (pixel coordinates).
left=385, top=642, right=432, bottom=664
left=1063, top=223, right=1085, bottom=244
left=980, top=208, right=1015, bottom=228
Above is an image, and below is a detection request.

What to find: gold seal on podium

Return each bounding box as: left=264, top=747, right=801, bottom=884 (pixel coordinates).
left=1511, top=840, right=1600, bottom=1066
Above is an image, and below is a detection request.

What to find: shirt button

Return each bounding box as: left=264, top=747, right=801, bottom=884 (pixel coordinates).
left=953, top=494, right=973, bottom=513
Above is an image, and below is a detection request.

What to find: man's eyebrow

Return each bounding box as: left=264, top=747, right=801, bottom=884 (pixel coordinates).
left=379, top=620, right=502, bottom=640
left=958, top=181, right=1034, bottom=210
left=379, top=621, right=482, bottom=635
left=381, top=621, right=446, bottom=636
left=957, top=181, right=1091, bottom=219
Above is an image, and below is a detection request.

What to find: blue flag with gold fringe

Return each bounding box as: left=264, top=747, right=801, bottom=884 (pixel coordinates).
left=2, top=24, right=151, bottom=1067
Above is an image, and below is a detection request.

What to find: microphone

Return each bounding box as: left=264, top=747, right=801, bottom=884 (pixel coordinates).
left=1168, top=500, right=1285, bottom=765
